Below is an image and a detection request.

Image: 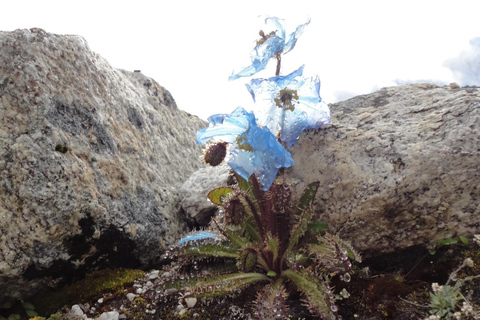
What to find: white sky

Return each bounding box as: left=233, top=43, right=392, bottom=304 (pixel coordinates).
left=2, top=0, right=480, bottom=120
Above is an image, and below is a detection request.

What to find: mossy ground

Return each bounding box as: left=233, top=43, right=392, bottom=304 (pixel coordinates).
left=0, top=268, right=144, bottom=320
left=1, top=244, right=478, bottom=320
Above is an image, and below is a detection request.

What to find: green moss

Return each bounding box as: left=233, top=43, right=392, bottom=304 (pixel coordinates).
left=54, top=144, right=69, bottom=153
left=30, top=268, right=144, bottom=317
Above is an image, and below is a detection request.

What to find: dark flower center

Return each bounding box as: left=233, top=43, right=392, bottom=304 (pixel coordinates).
left=204, top=142, right=227, bottom=166
left=275, top=88, right=299, bottom=111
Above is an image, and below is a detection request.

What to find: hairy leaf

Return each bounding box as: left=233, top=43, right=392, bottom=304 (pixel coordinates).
left=266, top=233, right=281, bottom=263
left=241, top=215, right=261, bottom=242
left=282, top=269, right=337, bottom=320
left=308, top=233, right=360, bottom=276
left=329, top=233, right=362, bottom=263
left=253, top=279, right=289, bottom=320
left=308, top=220, right=328, bottom=233
left=188, top=272, right=270, bottom=297
left=180, top=243, right=239, bottom=259
left=223, top=226, right=250, bottom=247
left=287, top=181, right=320, bottom=253
left=233, top=172, right=256, bottom=201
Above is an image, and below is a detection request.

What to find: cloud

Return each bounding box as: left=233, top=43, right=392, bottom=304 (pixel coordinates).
left=444, top=37, right=480, bottom=86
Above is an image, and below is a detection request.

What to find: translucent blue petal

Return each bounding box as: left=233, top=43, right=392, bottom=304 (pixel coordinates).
left=196, top=107, right=294, bottom=190
left=283, top=18, right=311, bottom=53
left=229, top=17, right=309, bottom=80
left=265, top=17, right=287, bottom=45
left=227, top=113, right=294, bottom=190
left=196, top=107, right=250, bottom=144
left=246, top=66, right=331, bottom=148
left=229, top=35, right=284, bottom=81
left=178, top=230, right=220, bottom=246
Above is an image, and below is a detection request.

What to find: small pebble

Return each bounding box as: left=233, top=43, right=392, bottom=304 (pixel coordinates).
left=126, top=293, right=136, bottom=302
left=148, top=270, right=159, bottom=280
left=71, top=305, right=84, bottom=316
left=185, top=297, right=197, bottom=308
left=136, top=288, right=143, bottom=294
left=97, top=298, right=104, bottom=304
left=176, top=304, right=185, bottom=312
left=97, top=311, right=119, bottom=320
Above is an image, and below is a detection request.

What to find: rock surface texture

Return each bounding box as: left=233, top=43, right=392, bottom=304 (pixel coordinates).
left=0, top=28, right=206, bottom=303
left=291, top=83, right=479, bottom=256
left=183, top=83, right=480, bottom=257
left=180, top=166, right=231, bottom=227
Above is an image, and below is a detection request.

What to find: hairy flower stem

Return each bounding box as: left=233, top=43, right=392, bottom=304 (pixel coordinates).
left=251, top=174, right=266, bottom=216
left=275, top=52, right=282, bottom=76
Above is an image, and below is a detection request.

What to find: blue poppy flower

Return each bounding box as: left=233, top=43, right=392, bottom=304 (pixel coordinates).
left=197, top=107, right=294, bottom=190
left=178, top=230, right=221, bottom=246
left=229, top=17, right=310, bottom=81
left=246, top=65, right=330, bottom=148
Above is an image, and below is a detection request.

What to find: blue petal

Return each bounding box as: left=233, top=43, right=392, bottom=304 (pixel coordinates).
left=229, top=17, right=309, bottom=80
left=283, top=18, right=311, bottom=53
left=229, top=35, right=284, bottom=81
left=196, top=107, right=294, bottom=190
left=246, top=66, right=331, bottom=148
left=227, top=114, right=294, bottom=190
left=196, top=107, right=250, bottom=144
left=178, top=230, right=220, bottom=246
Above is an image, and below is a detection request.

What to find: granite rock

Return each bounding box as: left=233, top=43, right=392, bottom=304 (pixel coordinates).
left=0, top=28, right=206, bottom=302
left=180, top=165, right=230, bottom=227
left=290, top=83, right=480, bottom=256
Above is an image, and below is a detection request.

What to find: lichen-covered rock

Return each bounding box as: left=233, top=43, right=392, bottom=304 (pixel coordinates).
left=182, top=83, right=480, bottom=258
left=180, top=166, right=230, bottom=226
left=0, top=28, right=206, bottom=303
left=289, top=83, right=480, bottom=256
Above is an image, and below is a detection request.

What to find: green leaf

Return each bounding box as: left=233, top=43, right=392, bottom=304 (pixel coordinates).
left=25, top=309, right=38, bottom=317
left=436, top=238, right=458, bottom=246
left=254, top=280, right=288, bottom=319
left=180, top=243, right=239, bottom=259
left=223, top=227, right=249, bottom=247
left=283, top=269, right=336, bottom=319
left=266, top=233, right=280, bottom=262
left=459, top=235, right=469, bottom=245
left=21, top=301, right=36, bottom=310
left=241, top=215, right=261, bottom=242
left=308, top=220, right=328, bottom=233
left=207, top=187, right=235, bottom=205
left=190, top=272, right=270, bottom=296
left=233, top=172, right=256, bottom=200
left=267, top=271, right=277, bottom=277
left=287, top=181, right=320, bottom=253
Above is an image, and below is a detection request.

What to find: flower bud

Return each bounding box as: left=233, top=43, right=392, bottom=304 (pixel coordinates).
left=203, top=142, right=227, bottom=166
left=224, top=197, right=244, bottom=225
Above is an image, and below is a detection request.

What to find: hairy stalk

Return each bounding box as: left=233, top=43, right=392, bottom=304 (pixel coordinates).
left=251, top=174, right=266, bottom=217
left=241, top=193, right=265, bottom=241
left=275, top=51, right=282, bottom=76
